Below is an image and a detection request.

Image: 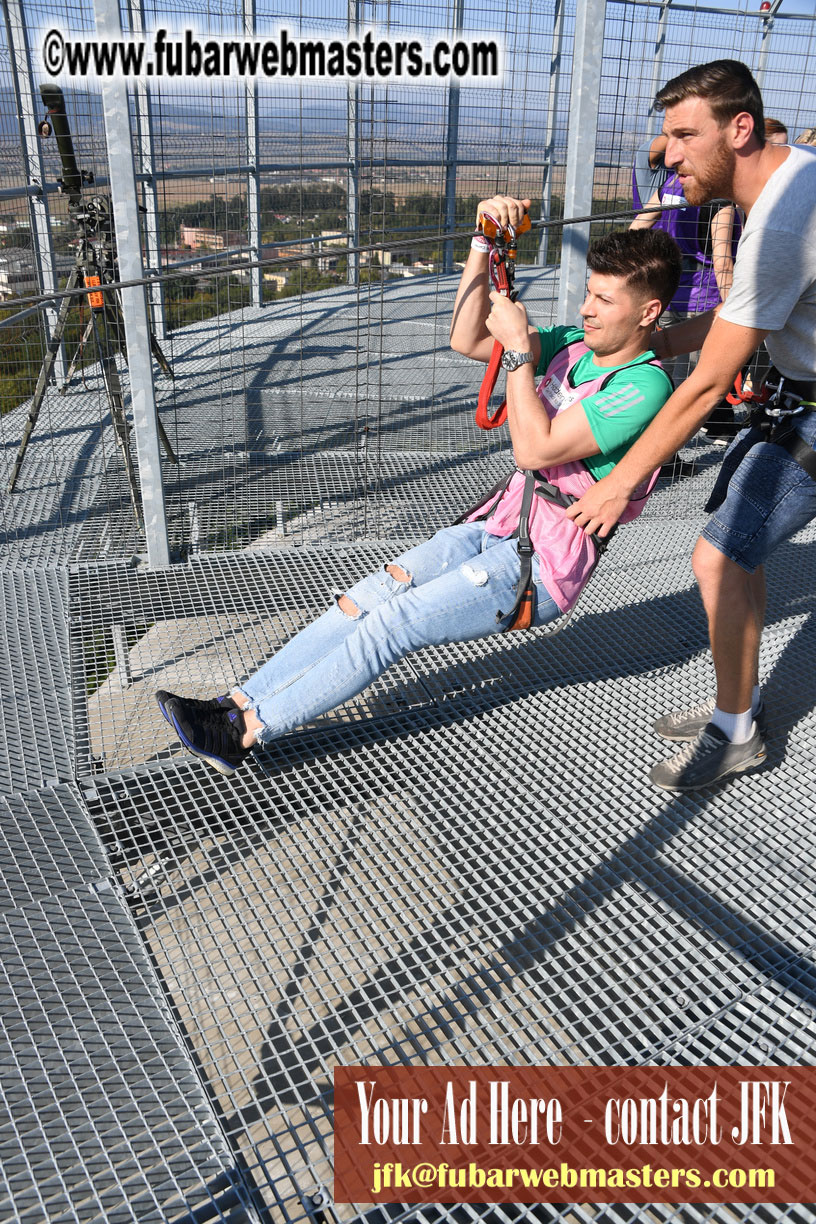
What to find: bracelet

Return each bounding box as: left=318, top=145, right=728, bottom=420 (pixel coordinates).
left=471, top=234, right=491, bottom=253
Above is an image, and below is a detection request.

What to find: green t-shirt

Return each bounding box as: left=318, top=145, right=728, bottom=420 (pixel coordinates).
left=535, top=325, right=673, bottom=480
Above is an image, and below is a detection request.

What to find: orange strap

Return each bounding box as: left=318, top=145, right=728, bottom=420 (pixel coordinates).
left=475, top=341, right=508, bottom=429
left=475, top=252, right=511, bottom=430
left=726, top=368, right=770, bottom=407
left=507, top=584, right=534, bottom=631
left=473, top=213, right=531, bottom=431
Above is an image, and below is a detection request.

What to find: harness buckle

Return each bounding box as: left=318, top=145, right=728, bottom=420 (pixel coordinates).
left=763, top=372, right=807, bottom=419
left=479, top=211, right=528, bottom=300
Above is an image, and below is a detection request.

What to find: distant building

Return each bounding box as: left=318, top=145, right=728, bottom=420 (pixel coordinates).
left=162, top=248, right=203, bottom=273
left=320, top=230, right=347, bottom=248
left=273, top=244, right=310, bottom=259
left=382, top=248, right=412, bottom=267
left=180, top=225, right=243, bottom=251
left=263, top=271, right=292, bottom=290
left=0, top=249, right=73, bottom=299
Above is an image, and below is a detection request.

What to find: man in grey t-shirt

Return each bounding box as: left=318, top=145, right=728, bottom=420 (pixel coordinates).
left=568, top=59, right=816, bottom=791
left=632, top=133, right=669, bottom=211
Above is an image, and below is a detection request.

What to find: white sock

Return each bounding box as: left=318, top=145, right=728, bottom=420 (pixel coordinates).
left=711, top=705, right=755, bottom=744
left=752, top=685, right=761, bottom=715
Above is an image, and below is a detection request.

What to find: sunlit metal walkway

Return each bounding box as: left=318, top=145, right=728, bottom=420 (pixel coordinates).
left=1, top=274, right=815, bottom=1224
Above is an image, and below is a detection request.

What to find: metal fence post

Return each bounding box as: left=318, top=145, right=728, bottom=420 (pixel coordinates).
left=538, top=0, right=566, bottom=266
left=94, top=0, right=171, bottom=569
left=126, top=0, right=166, bottom=340
left=648, top=0, right=673, bottom=132
left=3, top=0, right=66, bottom=383
left=757, top=0, right=783, bottom=90
left=556, top=0, right=605, bottom=325
left=442, top=0, right=465, bottom=275
left=243, top=0, right=263, bottom=307
left=347, top=0, right=360, bottom=287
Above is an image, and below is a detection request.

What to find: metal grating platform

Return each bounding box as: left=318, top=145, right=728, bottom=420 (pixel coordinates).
left=2, top=275, right=816, bottom=1221
left=0, top=784, right=264, bottom=1224
left=63, top=517, right=816, bottom=1222
left=0, top=569, right=75, bottom=794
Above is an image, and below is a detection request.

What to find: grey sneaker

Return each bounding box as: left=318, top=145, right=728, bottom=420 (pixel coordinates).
left=654, top=697, right=766, bottom=742
left=649, top=722, right=766, bottom=791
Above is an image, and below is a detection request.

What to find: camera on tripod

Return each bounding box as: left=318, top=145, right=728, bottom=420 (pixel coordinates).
left=38, top=82, right=85, bottom=207
left=7, top=84, right=177, bottom=524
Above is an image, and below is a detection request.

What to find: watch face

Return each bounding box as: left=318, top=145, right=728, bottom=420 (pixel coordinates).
left=501, top=350, right=532, bottom=371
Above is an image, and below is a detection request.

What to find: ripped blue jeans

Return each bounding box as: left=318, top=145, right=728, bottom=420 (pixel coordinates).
left=237, top=521, right=560, bottom=742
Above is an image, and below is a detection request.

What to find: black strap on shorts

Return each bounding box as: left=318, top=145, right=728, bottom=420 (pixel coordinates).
left=746, top=367, right=816, bottom=484
left=768, top=417, right=816, bottom=483
left=764, top=366, right=816, bottom=408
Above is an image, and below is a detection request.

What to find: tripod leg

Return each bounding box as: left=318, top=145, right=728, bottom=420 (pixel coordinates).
left=7, top=267, right=79, bottom=493
left=156, top=415, right=178, bottom=465
left=91, top=304, right=144, bottom=530
left=149, top=331, right=174, bottom=381
left=61, top=313, right=95, bottom=392
left=111, top=289, right=176, bottom=461
left=113, top=287, right=174, bottom=380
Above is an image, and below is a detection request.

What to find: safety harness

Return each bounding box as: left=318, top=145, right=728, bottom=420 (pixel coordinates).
left=750, top=369, right=816, bottom=482
left=516, top=470, right=619, bottom=631
left=460, top=463, right=658, bottom=632
left=463, top=332, right=665, bottom=631
left=466, top=213, right=668, bottom=631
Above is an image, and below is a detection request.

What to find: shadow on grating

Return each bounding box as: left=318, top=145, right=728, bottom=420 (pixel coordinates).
left=60, top=519, right=816, bottom=1223
left=2, top=276, right=816, bottom=1221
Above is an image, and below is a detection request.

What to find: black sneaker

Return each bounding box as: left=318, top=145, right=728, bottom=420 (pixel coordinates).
left=162, top=694, right=252, bottom=776
left=156, top=689, right=237, bottom=729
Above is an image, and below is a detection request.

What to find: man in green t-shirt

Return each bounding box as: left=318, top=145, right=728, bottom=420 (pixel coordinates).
left=156, top=214, right=681, bottom=777
left=533, top=322, right=675, bottom=479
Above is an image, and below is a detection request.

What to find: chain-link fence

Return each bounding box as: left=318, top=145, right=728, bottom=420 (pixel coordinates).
left=3, top=0, right=815, bottom=569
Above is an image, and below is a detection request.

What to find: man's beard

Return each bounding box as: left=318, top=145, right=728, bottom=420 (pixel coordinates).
left=681, top=136, right=736, bottom=205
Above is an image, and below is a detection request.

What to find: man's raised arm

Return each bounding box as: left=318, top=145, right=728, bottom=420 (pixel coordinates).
left=629, top=188, right=662, bottom=231
left=566, top=314, right=769, bottom=537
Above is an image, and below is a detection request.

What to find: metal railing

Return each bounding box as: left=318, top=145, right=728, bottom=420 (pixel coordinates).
left=2, top=0, right=815, bottom=567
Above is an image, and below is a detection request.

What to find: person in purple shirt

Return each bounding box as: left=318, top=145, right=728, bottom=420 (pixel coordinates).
left=631, top=174, right=740, bottom=359
left=631, top=171, right=741, bottom=446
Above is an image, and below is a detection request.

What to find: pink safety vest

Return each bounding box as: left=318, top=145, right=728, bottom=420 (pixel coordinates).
left=466, top=339, right=662, bottom=612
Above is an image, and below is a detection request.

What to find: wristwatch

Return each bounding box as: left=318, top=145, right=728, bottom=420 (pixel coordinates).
left=500, top=348, right=535, bottom=372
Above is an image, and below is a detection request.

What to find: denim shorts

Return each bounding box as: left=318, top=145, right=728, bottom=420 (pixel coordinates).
left=702, top=408, right=816, bottom=572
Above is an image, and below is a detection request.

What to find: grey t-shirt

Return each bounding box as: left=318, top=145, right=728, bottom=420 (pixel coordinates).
left=719, top=145, right=816, bottom=380
left=632, top=138, right=668, bottom=209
